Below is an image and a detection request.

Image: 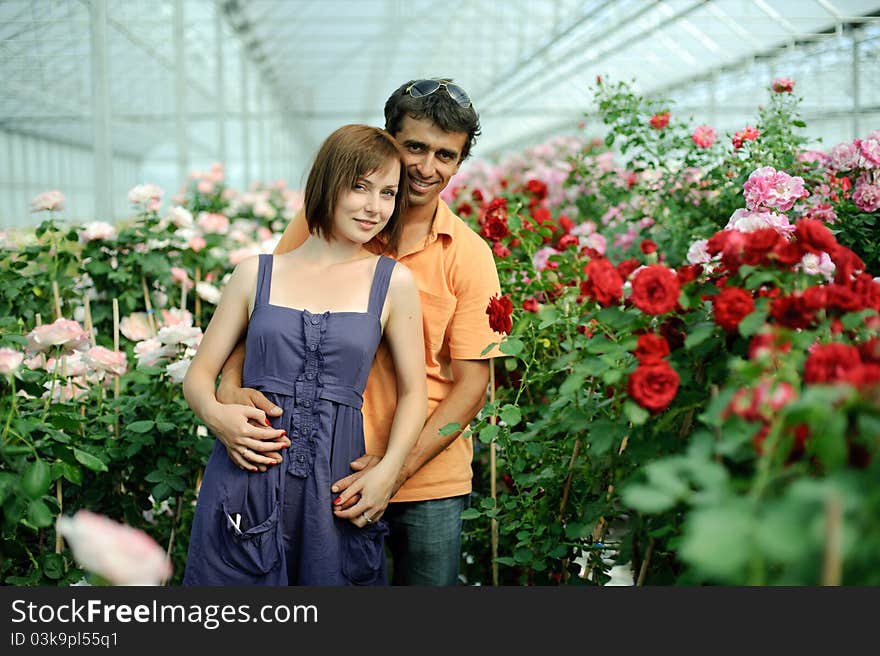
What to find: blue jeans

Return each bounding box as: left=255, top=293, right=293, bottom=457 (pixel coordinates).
left=382, top=494, right=469, bottom=586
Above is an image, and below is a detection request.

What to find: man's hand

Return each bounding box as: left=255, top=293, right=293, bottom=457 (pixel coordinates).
left=330, top=455, right=407, bottom=509
left=211, top=383, right=287, bottom=473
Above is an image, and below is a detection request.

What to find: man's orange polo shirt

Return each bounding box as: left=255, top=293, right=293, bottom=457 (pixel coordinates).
left=274, top=199, right=501, bottom=502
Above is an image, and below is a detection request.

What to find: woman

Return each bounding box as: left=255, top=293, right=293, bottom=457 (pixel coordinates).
left=182, top=125, right=427, bottom=585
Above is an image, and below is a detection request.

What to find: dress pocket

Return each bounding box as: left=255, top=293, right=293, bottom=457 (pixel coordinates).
left=341, top=519, right=389, bottom=585
left=219, top=498, right=281, bottom=576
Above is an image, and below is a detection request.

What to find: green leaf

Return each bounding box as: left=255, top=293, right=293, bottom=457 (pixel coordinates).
left=480, top=342, right=498, bottom=356
left=624, top=400, right=649, bottom=426
left=460, top=508, right=481, bottom=521
left=478, top=424, right=500, bottom=444
left=621, top=484, right=676, bottom=514
left=127, top=420, right=155, bottom=434
left=499, top=338, right=524, bottom=356
left=438, top=422, right=461, bottom=437
left=73, top=448, right=108, bottom=473
left=500, top=405, right=522, bottom=427
left=559, top=370, right=586, bottom=396
left=21, top=459, right=52, bottom=499
left=738, top=310, right=768, bottom=338
left=0, top=472, right=17, bottom=505
left=684, top=322, right=715, bottom=350
left=26, top=499, right=55, bottom=528
left=41, top=553, right=65, bottom=580
left=56, top=461, right=83, bottom=486
left=679, top=501, right=754, bottom=582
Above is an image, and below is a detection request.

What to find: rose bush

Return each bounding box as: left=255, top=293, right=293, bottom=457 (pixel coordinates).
left=447, top=77, right=879, bottom=585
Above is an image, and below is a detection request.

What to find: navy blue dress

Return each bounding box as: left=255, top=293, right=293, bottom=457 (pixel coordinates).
left=184, top=254, right=395, bottom=585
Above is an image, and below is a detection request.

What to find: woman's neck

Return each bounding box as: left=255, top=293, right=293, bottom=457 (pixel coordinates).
left=295, top=234, right=372, bottom=266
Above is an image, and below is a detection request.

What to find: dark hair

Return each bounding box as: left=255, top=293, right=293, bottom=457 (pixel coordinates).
left=384, top=78, right=481, bottom=161
left=304, top=125, right=407, bottom=252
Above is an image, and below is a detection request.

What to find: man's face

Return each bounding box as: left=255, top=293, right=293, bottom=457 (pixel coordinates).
left=393, top=115, right=468, bottom=209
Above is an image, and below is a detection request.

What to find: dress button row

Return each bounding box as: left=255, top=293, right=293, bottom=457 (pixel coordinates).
left=297, top=455, right=306, bottom=463
left=306, top=372, right=315, bottom=380
left=308, top=344, right=317, bottom=352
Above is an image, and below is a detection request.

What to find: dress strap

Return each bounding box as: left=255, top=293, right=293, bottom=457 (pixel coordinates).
left=255, top=253, right=273, bottom=307
left=367, top=256, right=396, bottom=317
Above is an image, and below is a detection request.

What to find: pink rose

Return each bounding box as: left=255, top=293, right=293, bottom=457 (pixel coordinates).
left=743, top=166, right=808, bottom=212
left=0, top=347, right=24, bottom=374
left=726, top=208, right=794, bottom=235
left=79, top=221, right=117, bottom=242
left=119, top=313, right=153, bottom=342
left=852, top=182, right=880, bottom=212
left=197, top=212, right=229, bottom=235
left=157, top=324, right=202, bottom=348
left=771, top=77, right=795, bottom=93
left=828, top=142, right=860, bottom=171
left=169, top=266, right=192, bottom=287
left=26, top=318, right=90, bottom=354
left=188, top=235, right=207, bottom=252
left=858, top=138, right=880, bottom=168
left=165, top=358, right=191, bottom=385
left=197, top=180, right=215, bottom=194
left=84, top=346, right=127, bottom=376
left=691, top=125, right=716, bottom=149
left=134, top=338, right=176, bottom=368
left=30, top=190, right=65, bottom=212
left=57, top=510, right=172, bottom=585
left=160, top=308, right=193, bottom=328
left=127, top=184, right=163, bottom=209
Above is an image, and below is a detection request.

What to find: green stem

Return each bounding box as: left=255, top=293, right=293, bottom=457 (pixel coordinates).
left=1, top=375, right=18, bottom=443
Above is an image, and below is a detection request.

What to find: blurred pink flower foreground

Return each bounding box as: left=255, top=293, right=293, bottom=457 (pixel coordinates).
left=57, top=510, right=172, bottom=585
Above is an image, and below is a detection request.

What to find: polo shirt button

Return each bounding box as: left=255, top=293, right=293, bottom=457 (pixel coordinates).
left=306, top=372, right=315, bottom=380
left=309, top=344, right=317, bottom=352
left=303, top=400, right=311, bottom=407
left=311, top=316, right=320, bottom=325
left=297, top=455, right=305, bottom=463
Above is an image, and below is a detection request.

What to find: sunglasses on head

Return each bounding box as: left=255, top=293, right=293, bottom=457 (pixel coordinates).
left=405, top=79, right=472, bottom=108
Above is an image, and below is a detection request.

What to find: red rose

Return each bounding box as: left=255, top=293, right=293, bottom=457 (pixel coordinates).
left=649, top=112, right=670, bottom=130
left=492, top=241, right=511, bottom=258
left=627, top=361, right=680, bottom=413
left=631, top=265, right=681, bottom=315
left=486, top=294, right=514, bottom=335
left=581, top=258, right=623, bottom=307
left=640, top=239, right=657, bottom=254
left=825, top=284, right=862, bottom=313
left=770, top=294, right=816, bottom=329
left=617, top=258, right=641, bottom=280
left=795, top=219, right=838, bottom=255
left=749, top=330, right=792, bottom=360
left=770, top=239, right=804, bottom=268
left=744, top=228, right=781, bottom=260
left=525, top=179, right=548, bottom=200
left=457, top=202, right=473, bottom=217
left=831, top=245, right=865, bottom=284
left=859, top=338, right=880, bottom=364
left=556, top=234, right=579, bottom=250
left=481, top=215, right=509, bottom=241
left=559, top=215, right=575, bottom=234
left=634, top=333, right=670, bottom=363
left=713, top=286, right=755, bottom=331
left=676, top=264, right=702, bottom=286
left=801, top=285, right=828, bottom=311
left=471, top=189, right=484, bottom=203
left=803, top=343, right=862, bottom=383
left=852, top=274, right=880, bottom=311
left=522, top=297, right=540, bottom=313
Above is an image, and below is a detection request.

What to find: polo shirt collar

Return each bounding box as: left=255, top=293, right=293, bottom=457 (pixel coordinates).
left=429, top=199, right=455, bottom=240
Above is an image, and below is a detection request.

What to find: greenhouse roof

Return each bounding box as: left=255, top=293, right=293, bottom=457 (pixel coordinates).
left=1, top=0, right=879, bottom=168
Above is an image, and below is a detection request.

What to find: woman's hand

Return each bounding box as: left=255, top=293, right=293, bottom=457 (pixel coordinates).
left=331, top=459, right=399, bottom=528
left=204, top=402, right=289, bottom=473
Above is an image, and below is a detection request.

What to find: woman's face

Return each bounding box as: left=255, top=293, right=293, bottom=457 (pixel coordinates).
left=332, top=159, right=400, bottom=244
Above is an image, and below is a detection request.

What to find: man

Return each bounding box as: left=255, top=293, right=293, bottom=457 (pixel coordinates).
left=215, top=78, right=501, bottom=585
